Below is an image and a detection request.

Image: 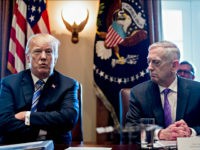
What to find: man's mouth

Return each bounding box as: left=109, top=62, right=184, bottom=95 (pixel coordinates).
left=40, top=64, right=47, bottom=68
left=150, top=73, right=157, bottom=78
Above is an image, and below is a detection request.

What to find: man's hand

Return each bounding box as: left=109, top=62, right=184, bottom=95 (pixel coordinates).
left=158, top=119, right=191, bottom=140
left=174, top=119, right=191, bottom=136
left=15, top=111, right=26, bottom=121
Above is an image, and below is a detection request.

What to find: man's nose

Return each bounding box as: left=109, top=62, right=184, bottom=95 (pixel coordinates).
left=179, top=72, right=185, bottom=77
left=147, top=62, right=153, bottom=71
left=41, top=51, right=47, bottom=59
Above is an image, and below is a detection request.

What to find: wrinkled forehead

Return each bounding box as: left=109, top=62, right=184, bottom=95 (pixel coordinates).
left=147, top=47, right=166, bottom=60
left=29, top=36, right=53, bottom=50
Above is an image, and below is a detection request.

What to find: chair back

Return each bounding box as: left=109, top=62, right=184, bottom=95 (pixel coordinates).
left=119, top=88, right=131, bottom=127
left=72, top=83, right=83, bottom=142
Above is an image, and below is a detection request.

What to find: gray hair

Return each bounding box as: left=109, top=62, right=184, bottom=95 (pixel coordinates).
left=148, top=41, right=180, bottom=61
left=25, top=33, right=60, bottom=59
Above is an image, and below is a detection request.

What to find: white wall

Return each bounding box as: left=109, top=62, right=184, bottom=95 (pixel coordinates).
left=47, top=0, right=99, bottom=142
left=162, top=0, right=200, bottom=81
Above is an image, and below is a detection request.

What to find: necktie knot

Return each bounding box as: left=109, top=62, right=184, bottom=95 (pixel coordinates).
left=163, top=88, right=170, bottom=95
left=35, top=80, right=44, bottom=90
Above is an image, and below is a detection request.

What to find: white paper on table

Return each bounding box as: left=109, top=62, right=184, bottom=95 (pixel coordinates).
left=66, top=147, right=112, bottom=150
left=177, top=136, right=200, bottom=150
left=154, top=140, right=177, bottom=148
left=0, top=140, right=54, bottom=150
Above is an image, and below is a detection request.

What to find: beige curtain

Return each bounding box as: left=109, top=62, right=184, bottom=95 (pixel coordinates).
left=141, top=0, right=163, bottom=44
left=0, top=0, right=14, bottom=78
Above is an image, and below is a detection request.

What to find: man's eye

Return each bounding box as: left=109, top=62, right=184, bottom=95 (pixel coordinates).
left=153, top=60, right=160, bottom=65
left=147, top=60, right=161, bottom=66
left=46, top=50, right=52, bottom=54
left=33, top=50, right=42, bottom=54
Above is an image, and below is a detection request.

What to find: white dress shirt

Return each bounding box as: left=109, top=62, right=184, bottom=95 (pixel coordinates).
left=154, top=77, right=196, bottom=139
left=159, top=77, right=178, bottom=123
left=25, top=74, right=48, bottom=139
left=25, top=73, right=47, bottom=126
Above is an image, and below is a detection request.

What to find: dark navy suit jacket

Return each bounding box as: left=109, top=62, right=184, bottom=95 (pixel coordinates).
left=0, top=69, right=79, bottom=144
left=126, top=77, right=200, bottom=136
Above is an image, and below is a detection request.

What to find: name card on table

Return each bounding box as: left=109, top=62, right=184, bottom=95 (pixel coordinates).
left=177, top=136, right=200, bottom=150
left=0, top=140, right=54, bottom=150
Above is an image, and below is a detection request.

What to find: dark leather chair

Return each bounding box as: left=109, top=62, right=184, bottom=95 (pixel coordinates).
left=119, top=88, right=131, bottom=127
left=119, top=88, right=133, bottom=144
left=72, top=83, right=83, bottom=142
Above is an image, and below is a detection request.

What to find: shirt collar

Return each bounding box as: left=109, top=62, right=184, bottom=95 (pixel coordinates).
left=159, top=76, right=178, bottom=93
left=31, top=73, right=48, bottom=84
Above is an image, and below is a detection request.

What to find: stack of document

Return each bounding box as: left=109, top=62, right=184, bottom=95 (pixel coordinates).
left=177, top=136, right=200, bottom=150
left=154, top=136, right=200, bottom=150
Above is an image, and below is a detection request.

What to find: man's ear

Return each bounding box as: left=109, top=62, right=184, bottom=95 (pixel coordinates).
left=172, top=60, right=179, bottom=72
left=192, top=75, right=195, bottom=80
left=26, top=54, right=30, bottom=63
left=54, top=58, right=57, bottom=66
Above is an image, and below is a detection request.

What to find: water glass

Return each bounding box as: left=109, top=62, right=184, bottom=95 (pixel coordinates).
left=140, top=118, right=155, bottom=149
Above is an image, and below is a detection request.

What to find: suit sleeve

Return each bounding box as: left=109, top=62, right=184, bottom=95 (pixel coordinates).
left=125, top=88, right=142, bottom=127
left=29, top=80, right=79, bottom=133
left=0, top=79, right=33, bottom=135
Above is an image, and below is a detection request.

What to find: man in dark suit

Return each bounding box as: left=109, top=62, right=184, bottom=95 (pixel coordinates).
left=177, top=60, right=195, bottom=80
left=126, top=41, right=200, bottom=141
left=0, top=33, right=79, bottom=144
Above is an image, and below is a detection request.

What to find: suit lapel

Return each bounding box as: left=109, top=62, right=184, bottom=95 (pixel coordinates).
left=21, top=70, right=34, bottom=106
left=151, top=82, right=165, bottom=126
left=176, top=77, right=189, bottom=121
left=149, top=78, right=189, bottom=126
left=37, top=72, right=59, bottom=111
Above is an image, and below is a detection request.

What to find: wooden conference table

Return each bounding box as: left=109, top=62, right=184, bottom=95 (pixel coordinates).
left=55, top=142, right=141, bottom=150
left=0, top=141, right=171, bottom=150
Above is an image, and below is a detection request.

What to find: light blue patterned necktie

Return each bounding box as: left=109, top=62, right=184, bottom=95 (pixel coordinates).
left=163, top=88, right=172, bottom=127
left=31, top=80, right=44, bottom=112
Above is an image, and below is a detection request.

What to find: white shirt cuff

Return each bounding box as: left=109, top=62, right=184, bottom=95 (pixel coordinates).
left=190, top=128, right=197, bottom=136
left=154, top=128, right=161, bottom=140
left=25, top=111, right=31, bottom=126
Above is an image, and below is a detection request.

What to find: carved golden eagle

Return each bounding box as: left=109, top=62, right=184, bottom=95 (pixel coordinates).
left=61, top=10, right=89, bottom=43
